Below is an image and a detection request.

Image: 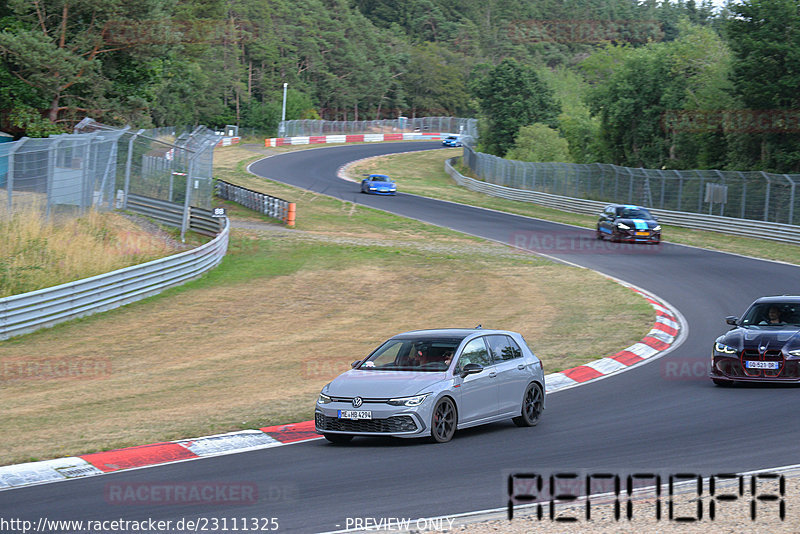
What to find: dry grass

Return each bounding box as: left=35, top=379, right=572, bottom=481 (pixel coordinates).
left=0, top=231, right=651, bottom=465
left=0, top=207, right=180, bottom=297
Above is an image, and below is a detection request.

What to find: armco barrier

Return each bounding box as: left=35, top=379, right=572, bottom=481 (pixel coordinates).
left=126, top=194, right=222, bottom=237
left=445, top=158, right=800, bottom=245
left=0, top=218, right=229, bottom=341
left=215, top=180, right=295, bottom=226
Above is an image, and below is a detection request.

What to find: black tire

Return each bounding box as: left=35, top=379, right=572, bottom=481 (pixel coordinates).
left=712, top=378, right=734, bottom=387
left=513, top=383, right=544, bottom=427
left=323, top=433, right=354, bottom=444
left=596, top=227, right=604, bottom=240
left=610, top=231, right=620, bottom=243
left=430, top=397, right=457, bottom=443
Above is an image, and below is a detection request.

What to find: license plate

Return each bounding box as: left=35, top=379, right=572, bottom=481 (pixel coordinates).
left=635, top=231, right=649, bottom=236
left=338, top=410, right=372, bottom=420
left=745, top=361, right=779, bottom=369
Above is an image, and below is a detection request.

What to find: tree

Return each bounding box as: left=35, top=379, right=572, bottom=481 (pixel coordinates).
left=401, top=42, right=475, bottom=117
left=472, top=58, right=560, bottom=156
left=505, top=123, right=571, bottom=162
left=0, top=0, right=171, bottom=128
left=725, top=0, right=800, bottom=171
left=584, top=21, right=734, bottom=169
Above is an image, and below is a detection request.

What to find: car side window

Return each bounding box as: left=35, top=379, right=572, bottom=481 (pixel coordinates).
left=487, top=335, right=522, bottom=362
left=456, top=337, right=492, bottom=371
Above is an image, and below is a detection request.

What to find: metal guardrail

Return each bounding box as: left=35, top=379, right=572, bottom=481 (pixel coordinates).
left=215, top=180, right=296, bottom=226
left=0, top=218, right=229, bottom=341
left=446, top=158, right=800, bottom=245
left=126, top=194, right=222, bottom=237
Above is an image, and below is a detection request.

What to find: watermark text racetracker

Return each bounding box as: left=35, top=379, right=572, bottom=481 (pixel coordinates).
left=662, top=109, right=800, bottom=134
left=511, top=230, right=663, bottom=255
left=0, top=516, right=279, bottom=533
left=508, top=19, right=663, bottom=44
left=0, top=358, right=111, bottom=382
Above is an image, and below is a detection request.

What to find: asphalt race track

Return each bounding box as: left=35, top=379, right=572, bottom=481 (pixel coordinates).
left=3, top=142, right=800, bottom=533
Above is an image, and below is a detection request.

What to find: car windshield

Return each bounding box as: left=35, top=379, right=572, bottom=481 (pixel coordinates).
left=619, top=207, right=652, bottom=219
left=740, top=303, right=800, bottom=327
left=371, top=175, right=389, bottom=181
left=357, top=337, right=464, bottom=372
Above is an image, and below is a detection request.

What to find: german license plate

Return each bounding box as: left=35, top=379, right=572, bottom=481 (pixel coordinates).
left=338, top=410, right=372, bottom=420
left=635, top=231, right=649, bottom=236
left=745, top=361, right=779, bottom=369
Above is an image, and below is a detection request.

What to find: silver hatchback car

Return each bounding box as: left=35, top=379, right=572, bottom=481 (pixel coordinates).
left=314, top=328, right=545, bottom=443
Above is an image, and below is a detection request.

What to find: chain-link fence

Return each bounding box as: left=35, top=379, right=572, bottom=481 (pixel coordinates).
left=1, top=120, right=220, bottom=222
left=0, top=127, right=130, bottom=217
left=280, top=117, right=478, bottom=138
left=463, top=143, right=800, bottom=226
left=75, top=119, right=220, bottom=212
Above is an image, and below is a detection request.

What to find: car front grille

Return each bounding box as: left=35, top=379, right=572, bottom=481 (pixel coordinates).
left=741, top=349, right=787, bottom=378
left=315, top=414, right=418, bottom=434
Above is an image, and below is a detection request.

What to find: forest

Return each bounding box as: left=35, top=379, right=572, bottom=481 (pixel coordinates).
left=1, top=0, right=799, bottom=172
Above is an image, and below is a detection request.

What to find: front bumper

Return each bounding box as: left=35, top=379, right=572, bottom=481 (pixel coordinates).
left=616, top=229, right=660, bottom=243
left=710, top=353, right=800, bottom=383
left=315, top=402, right=430, bottom=438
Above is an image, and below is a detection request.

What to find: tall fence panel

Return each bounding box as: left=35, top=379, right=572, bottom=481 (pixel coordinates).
left=446, top=157, right=800, bottom=245
left=462, top=143, right=800, bottom=227
left=1, top=129, right=129, bottom=216
left=280, top=117, right=478, bottom=139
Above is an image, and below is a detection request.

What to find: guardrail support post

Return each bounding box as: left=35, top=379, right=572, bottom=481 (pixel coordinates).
left=181, top=155, right=196, bottom=242
left=123, top=129, right=145, bottom=210
left=761, top=171, right=771, bottom=222
left=785, top=175, right=795, bottom=226
left=6, top=137, right=27, bottom=213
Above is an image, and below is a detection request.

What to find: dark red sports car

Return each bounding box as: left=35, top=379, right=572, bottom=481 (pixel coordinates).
left=710, top=296, right=800, bottom=385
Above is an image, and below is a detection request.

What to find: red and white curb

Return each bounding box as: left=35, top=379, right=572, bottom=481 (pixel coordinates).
left=0, top=423, right=319, bottom=490
left=265, top=132, right=447, bottom=147
left=0, top=289, right=683, bottom=492
left=544, top=284, right=684, bottom=393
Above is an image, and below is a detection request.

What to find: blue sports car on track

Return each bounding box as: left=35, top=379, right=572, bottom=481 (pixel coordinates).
left=442, top=135, right=463, bottom=147
left=596, top=204, right=661, bottom=244
left=360, top=174, right=396, bottom=195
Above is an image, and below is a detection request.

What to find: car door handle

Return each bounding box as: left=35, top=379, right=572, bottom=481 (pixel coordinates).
left=518, top=364, right=526, bottom=370
left=489, top=372, right=497, bottom=378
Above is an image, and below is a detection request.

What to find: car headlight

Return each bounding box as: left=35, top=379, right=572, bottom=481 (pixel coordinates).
left=387, top=393, right=431, bottom=407
left=617, top=223, right=630, bottom=230
left=318, top=393, right=332, bottom=404
left=714, top=342, right=737, bottom=354
left=653, top=225, right=661, bottom=231
left=788, top=349, right=800, bottom=357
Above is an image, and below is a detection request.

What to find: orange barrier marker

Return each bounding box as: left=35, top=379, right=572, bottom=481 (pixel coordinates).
left=286, top=203, right=296, bottom=227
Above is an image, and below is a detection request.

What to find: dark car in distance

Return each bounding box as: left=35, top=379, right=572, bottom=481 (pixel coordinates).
left=710, top=296, right=800, bottom=385
left=442, top=135, right=463, bottom=147
left=597, top=204, right=661, bottom=244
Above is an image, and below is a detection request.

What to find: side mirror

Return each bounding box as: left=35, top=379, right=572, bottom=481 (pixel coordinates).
left=652, top=215, right=659, bottom=221
left=725, top=316, right=739, bottom=326
left=459, top=363, right=483, bottom=378
left=351, top=360, right=362, bottom=368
